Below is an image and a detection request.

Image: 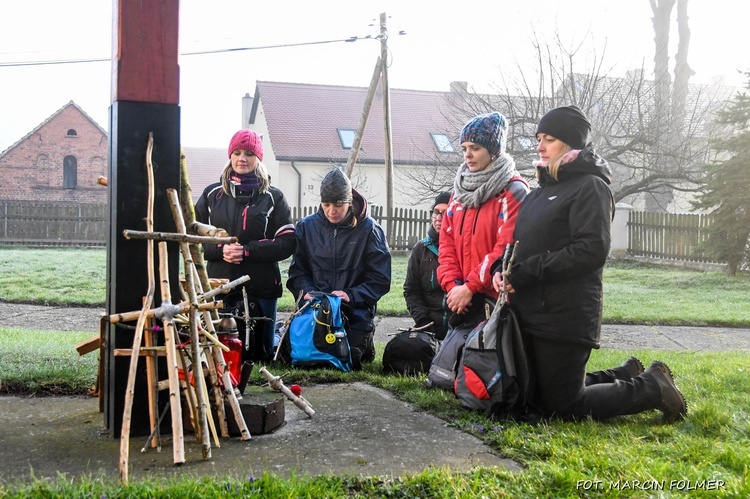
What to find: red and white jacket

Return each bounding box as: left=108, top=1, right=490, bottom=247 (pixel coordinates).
left=437, top=177, right=529, bottom=300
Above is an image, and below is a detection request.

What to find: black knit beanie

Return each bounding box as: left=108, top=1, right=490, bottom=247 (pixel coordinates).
left=432, top=191, right=452, bottom=209
left=536, top=105, right=591, bottom=149
left=320, top=166, right=353, bottom=203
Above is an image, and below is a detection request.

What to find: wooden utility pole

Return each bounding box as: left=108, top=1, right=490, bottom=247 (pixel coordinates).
left=345, top=57, right=383, bottom=178
left=379, top=12, right=395, bottom=243
left=106, top=0, right=181, bottom=438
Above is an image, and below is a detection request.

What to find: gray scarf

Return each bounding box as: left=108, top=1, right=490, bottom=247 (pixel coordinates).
left=452, top=152, right=519, bottom=208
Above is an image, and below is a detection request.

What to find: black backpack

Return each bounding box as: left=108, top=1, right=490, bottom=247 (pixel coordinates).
left=454, top=301, right=530, bottom=419
left=382, top=328, right=438, bottom=375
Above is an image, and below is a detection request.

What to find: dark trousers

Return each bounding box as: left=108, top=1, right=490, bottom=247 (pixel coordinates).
left=524, top=334, right=661, bottom=420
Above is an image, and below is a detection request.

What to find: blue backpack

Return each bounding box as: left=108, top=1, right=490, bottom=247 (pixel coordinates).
left=287, top=293, right=353, bottom=372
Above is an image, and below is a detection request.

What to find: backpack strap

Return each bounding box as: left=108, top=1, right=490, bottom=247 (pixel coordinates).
left=422, top=235, right=439, bottom=256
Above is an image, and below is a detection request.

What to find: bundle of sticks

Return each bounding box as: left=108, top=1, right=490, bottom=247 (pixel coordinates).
left=113, top=135, right=252, bottom=483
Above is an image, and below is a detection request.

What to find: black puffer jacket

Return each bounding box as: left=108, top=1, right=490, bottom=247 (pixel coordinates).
left=194, top=181, right=296, bottom=300
left=403, top=226, right=448, bottom=340
left=503, top=145, right=615, bottom=348
left=286, top=190, right=391, bottom=333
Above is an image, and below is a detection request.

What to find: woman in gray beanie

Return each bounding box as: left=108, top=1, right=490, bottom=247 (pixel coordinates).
left=492, top=105, right=687, bottom=423
left=287, top=166, right=392, bottom=369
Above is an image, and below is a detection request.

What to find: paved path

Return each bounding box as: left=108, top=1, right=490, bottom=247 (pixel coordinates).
left=2, top=302, right=749, bottom=352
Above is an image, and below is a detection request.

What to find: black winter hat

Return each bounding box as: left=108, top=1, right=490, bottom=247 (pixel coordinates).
left=536, top=105, right=592, bottom=149
left=432, top=191, right=452, bottom=209
left=320, top=166, right=353, bottom=203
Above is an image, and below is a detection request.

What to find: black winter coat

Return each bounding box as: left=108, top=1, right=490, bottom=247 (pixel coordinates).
left=286, top=190, right=391, bottom=333
left=194, top=181, right=296, bottom=301
left=503, top=145, right=615, bottom=348
left=403, top=226, right=448, bottom=340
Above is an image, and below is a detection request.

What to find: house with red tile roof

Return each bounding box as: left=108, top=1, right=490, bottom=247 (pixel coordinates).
left=243, top=80, right=466, bottom=211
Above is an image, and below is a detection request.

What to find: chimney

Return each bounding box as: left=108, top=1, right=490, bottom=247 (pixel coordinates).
left=450, top=81, right=468, bottom=94
left=242, top=92, right=254, bottom=128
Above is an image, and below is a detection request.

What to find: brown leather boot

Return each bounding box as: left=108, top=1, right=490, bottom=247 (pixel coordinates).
left=585, top=356, right=645, bottom=386
left=622, top=356, right=645, bottom=379
left=644, top=360, right=688, bottom=422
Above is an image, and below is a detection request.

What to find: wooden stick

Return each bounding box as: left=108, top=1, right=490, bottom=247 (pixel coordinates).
left=157, top=242, right=186, bottom=465
left=259, top=367, right=315, bottom=418
left=198, top=350, right=221, bottom=448
left=119, top=132, right=156, bottom=484
left=177, top=346, right=199, bottom=442
left=143, top=311, right=159, bottom=451
left=114, top=347, right=167, bottom=357
left=395, top=321, right=435, bottom=333
left=167, top=188, right=249, bottom=442
left=123, top=229, right=237, bottom=245
left=187, top=220, right=229, bottom=238
left=196, top=298, right=229, bottom=438
left=109, top=299, right=224, bottom=325
left=273, top=295, right=309, bottom=361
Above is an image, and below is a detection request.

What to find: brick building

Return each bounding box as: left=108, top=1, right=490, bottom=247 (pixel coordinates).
left=0, top=101, right=108, bottom=203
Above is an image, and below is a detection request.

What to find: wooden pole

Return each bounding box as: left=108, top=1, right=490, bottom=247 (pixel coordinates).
left=119, top=133, right=157, bottom=483
left=123, top=230, right=236, bottom=245
left=156, top=241, right=186, bottom=464
left=345, top=57, right=383, bottom=178
left=143, top=310, right=159, bottom=450
left=107, top=0, right=180, bottom=443
left=380, top=12, right=395, bottom=244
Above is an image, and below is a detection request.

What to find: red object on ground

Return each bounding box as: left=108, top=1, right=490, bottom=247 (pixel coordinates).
left=219, top=333, right=243, bottom=385
left=290, top=384, right=302, bottom=396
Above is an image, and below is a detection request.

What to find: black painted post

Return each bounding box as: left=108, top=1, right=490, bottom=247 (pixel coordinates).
left=104, top=0, right=181, bottom=437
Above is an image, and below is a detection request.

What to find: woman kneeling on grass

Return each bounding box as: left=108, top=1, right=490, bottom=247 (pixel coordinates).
left=492, top=105, right=688, bottom=423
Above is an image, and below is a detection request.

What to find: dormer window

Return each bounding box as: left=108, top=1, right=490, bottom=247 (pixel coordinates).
left=66, top=129, right=78, bottom=137
left=337, top=128, right=356, bottom=149
left=431, top=133, right=454, bottom=153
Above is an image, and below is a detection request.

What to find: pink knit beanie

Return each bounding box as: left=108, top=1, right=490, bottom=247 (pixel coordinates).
left=228, top=129, right=264, bottom=161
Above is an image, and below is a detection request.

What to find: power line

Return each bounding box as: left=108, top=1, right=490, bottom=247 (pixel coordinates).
left=0, top=35, right=375, bottom=68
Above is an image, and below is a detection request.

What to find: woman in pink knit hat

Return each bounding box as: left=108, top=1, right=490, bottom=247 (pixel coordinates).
left=195, top=129, right=296, bottom=363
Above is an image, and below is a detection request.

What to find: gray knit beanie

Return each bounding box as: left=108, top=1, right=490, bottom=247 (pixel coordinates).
left=320, top=166, right=353, bottom=203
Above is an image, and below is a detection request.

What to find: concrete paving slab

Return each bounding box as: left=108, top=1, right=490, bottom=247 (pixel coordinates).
left=0, top=383, right=518, bottom=483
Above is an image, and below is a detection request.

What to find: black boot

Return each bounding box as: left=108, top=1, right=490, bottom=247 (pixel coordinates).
left=641, top=360, right=688, bottom=423
left=585, top=356, right=645, bottom=386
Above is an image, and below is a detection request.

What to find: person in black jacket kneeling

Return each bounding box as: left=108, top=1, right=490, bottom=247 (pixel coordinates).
left=195, top=129, right=296, bottom=362
left=286, top=166, right=391, bottom=369
left=403, top=191, right=451, bottom=340
left=492, top=105, right=688, bottom=423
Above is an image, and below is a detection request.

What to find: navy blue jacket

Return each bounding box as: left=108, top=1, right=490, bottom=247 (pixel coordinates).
left=286, top=190, right=391, bottom=333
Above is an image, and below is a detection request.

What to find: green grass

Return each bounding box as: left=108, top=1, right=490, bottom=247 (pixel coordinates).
left=0, top=329, right=98, bottom=396
left=2, top=248, right=750, bottom=326
left=1, top=246, right=748, bottom=495
left=0, top=247, right=106, bottom=306
left=1, top=333, right=748, bottom=496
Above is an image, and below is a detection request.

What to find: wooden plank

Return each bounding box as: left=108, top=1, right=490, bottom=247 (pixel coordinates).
left=76, top=335, right=101, bottom=356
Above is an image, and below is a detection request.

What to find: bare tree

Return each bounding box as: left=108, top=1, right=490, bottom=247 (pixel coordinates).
left=407, top=26, right=733, bottom=206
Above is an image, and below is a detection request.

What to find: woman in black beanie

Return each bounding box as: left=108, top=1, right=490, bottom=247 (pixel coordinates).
left=492, top=105, right=688, bottom=423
